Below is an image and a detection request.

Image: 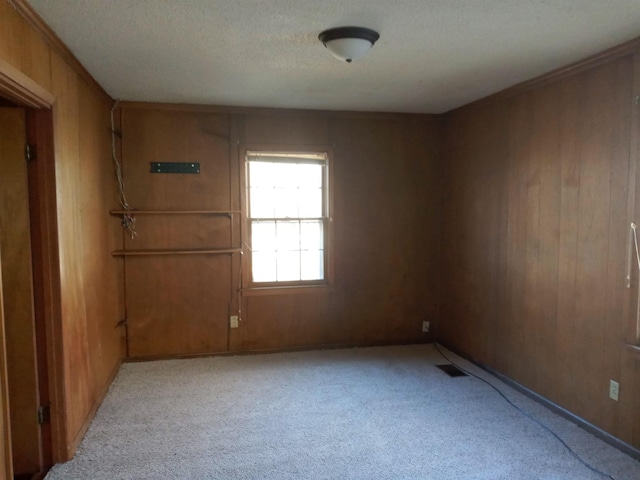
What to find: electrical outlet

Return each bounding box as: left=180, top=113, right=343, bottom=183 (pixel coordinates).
left=609, top=380, right=619, bottom=401
left=230, top=315, right=239, bottom=329
left=422, top=321, right=430, bottom=333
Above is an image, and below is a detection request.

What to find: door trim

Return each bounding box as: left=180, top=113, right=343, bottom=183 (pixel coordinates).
left=0, top=58, right=54, bottom=109
left=0, top=61, right=66, bottom=469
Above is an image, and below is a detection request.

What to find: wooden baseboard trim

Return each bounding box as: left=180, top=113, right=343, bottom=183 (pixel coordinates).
left=124, top=338, right=433, bottom=363
left=437, top=342, right=640, bottom=462
left=65, top=358, right=122, bottom=459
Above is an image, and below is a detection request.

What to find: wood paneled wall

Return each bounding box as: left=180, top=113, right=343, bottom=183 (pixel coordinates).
left=0, top=0, right=124, bottom=461
left=6, top=0, right=640, bottom=461
left=119, top=105, right=441, bottom=357
left=441, top=52, right=640, bottom=448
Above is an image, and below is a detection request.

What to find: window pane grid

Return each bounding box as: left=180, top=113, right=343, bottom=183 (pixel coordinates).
left=251, top=220, right=324, bottom=282
left=248, top=156, right=326, bottom=284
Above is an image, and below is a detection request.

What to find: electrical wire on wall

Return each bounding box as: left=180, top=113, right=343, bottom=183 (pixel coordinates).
left=433, top=343, right=618, bottom=480
left=110, top=100, right=136, bottom=239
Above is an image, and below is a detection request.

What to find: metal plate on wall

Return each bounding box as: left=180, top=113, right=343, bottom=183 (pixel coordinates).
left=150, top=162, right=200, bottom=174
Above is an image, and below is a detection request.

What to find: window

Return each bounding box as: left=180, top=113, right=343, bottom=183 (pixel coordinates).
left=244, top=150, right=330, bottom=288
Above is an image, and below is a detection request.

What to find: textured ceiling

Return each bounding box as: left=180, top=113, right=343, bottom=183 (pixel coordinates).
left=27, top=0, right=640, bottom=113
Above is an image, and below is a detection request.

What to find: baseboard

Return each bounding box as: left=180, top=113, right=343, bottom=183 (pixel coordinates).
left=438, top=342, right=640, bottom=462
left=124, top=338, right=433, bottom=363
left=65, top=358, right=122, bottom=459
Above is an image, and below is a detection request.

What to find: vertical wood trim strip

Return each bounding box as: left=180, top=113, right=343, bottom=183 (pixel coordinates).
left=228, top=114, right=244, bottom=351
left=26, top=109, right=53, bottom=470
left=0, top=250, right=13, bottom=480
left=24, top=109, right=66, bottom=464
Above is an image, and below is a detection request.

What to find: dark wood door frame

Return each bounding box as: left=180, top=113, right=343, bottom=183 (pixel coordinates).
left=0, top=59, right=66, bottom=472
left=25, top=109, right=56, bottom=472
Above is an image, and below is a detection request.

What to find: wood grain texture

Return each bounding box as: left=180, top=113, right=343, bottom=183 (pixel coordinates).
left=0, top=57, right=54, bottom=108
left=0, top=251, right=11, bottom=480
left=76, top=78, right=124, bottom=428
left=119, top=109, right=234, bottom=357
left=326, top=115, right=441, bottom=348
left=120, top=107, right=441, bottom=357
left=7, top=0, right=111, bottom=101
left=121, top=109, right=231, bottom=210
left=49, top=53, right=92, bottom=453
left=126, top=256, right=231, bottom=356
left=620, top=53, right=640, bottom=448
left=49, top=51, right=123, bottom=458
left=25, top=108, right=59, bottom=470
left=441, top=54, right=638, bottom=448
left=0, top=107, right=41, bottom=474
left=0, top=1, right=51, bottom=92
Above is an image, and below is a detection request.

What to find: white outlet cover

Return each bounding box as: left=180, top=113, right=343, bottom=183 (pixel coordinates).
left=609, top=380, right=620, bottom=401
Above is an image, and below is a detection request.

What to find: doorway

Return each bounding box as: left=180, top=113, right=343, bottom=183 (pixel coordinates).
left=0, top=103, right=52, bottom=479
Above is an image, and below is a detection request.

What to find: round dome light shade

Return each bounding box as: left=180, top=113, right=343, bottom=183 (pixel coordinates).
left=323, top=37, right=374, bottom=63
left=319, top=27, right=380, bottom=63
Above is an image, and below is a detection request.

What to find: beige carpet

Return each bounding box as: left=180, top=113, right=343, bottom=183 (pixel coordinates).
left=45, top=344, right=640, bottom=480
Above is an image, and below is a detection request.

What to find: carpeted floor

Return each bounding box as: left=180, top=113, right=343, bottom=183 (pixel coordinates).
left=45, top=344, right=640, bottom=480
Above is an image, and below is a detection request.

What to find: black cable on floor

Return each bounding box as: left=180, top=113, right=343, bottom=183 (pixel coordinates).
left=433, top=343, right=616, bottom=480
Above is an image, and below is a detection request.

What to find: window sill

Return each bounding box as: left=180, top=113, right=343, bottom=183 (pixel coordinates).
left=241, top=285, right=334, bottom=297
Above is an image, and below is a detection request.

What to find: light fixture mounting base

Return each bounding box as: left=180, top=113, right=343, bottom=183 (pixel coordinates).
left=318, top=26, right=380, bottom=46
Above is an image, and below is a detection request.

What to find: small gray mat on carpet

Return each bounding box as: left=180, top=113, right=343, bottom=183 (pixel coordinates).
left=45, top=344, right=640, bottom=480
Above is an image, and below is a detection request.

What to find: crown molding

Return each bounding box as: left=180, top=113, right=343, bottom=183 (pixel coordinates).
left=446, top=35, right=640, bottom=115
left=8, top=0, right=111, bottom=102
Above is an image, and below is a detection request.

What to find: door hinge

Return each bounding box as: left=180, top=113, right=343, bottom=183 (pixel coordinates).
left=635, top=95, right=640, bottom=105
left=25, top=143, right=36, bottom=162
left=37, top=404, right=50, bottom=425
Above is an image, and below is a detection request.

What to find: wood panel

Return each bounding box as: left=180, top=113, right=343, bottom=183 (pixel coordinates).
left=326, top=115, right=441, bottom=347
left=49, top=53, right=92, bottom=452
left=0, top=1, right=51, bottom=92
left=50, top=51, right=124, bottom=457
left=553, top=74, right=582, bottom=412
left=0, top=4, right=123, bottom=459
left=243, top=114, right=329, bottom=146
left=76, top=79, right=124, bottom=397
left=25, top=108, right=58, bottom=470
left=0, top=254, right=10, bottom=480
left=623, top=50, right=640, bottom=449
left=122, top=109, right=231, bottom=210
left=440, top=102, right=509, bottom=366
left=121, top=109, right=234, bottom=357
left=126, top=256, right=231, bottom=357
left=120, top=107, right=442, bottom=357
left=123, top=216, right=232, bottom=251
left=441, top=54, right=638, bottom=447
left=0, top=107, right=40, bottom=473
left=243, top=293, right=333, bottom=351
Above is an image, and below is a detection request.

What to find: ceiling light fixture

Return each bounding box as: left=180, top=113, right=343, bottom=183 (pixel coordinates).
left=318, top=26, right=380, bottom=63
